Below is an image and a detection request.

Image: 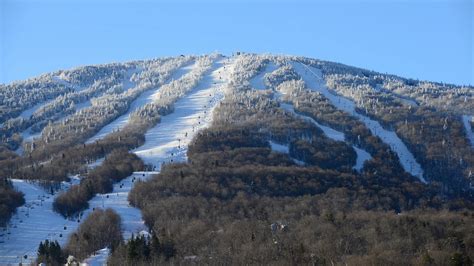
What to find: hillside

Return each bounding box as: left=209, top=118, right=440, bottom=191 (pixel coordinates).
left=0, top=53, right=473, bottom=265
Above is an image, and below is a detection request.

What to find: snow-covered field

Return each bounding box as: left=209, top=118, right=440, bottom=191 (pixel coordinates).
left=462, top=115, right=474, bottom=147
left=85, top=63, right=194, bottom=144
left=291, top=61, right=426, bottom=183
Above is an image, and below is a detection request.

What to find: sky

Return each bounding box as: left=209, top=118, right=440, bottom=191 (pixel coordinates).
left=0, top=0, right=472, bottom=85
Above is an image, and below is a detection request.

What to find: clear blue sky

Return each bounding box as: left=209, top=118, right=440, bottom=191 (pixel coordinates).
left=1, top=0, right=472, bottom=85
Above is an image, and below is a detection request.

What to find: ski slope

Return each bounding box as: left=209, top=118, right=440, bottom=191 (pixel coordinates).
left=134, top=56, right=233, bottom=167
left=0, top=179, right=78, bottom=265
left=82, top=248, right=109, bottom=266
left=291, top=61, right=426, bottom=183
left=17, top=99, right=55, bottom=120
left=280, top=102, right=371, bottom=171
left=268, top=140, right=305, bottom=166
left=86, top=63, right=194, bottom=144
left=80, top=56, right=235, bottom=263
left=250, top=61, right=370, bottom=171
left=0, top=57, right=234, bottom=265
left=249, top=62, right=278, bottom=90
left=462, top=115, right=474, bottom=147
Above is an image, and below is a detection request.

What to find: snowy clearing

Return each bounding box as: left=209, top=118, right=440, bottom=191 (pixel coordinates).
left=462, top=115, right=474, bottom=147
left=269, top=140, right=289, bottom=154
left=291, top=61, right=426, bottom=183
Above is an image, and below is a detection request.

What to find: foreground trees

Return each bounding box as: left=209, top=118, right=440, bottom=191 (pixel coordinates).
left=0, top=178, right=24, bottom=227
left=65, top=208, right=123, bottom=260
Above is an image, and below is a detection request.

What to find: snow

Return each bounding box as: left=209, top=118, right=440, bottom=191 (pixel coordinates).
left=0, top=179, right=78, bottom=265
left=52, top=75, right=85, bottom=91
left=269, top=140, right=290, bottom=154
left=352, top=146, right=371, bottom=171
left=249, top=62, right=278, bottom=90
left=81, top=248, right=109, bottom=266
left=280, top=102, right=371, bottom=171
left=133, top=56, right=233, bottom=168
left=87, top=157, right=104, bottom=169
left=0, top=173, right=157, bottom=265
left=268, top=140, right=305, bottom=166
left=462, top=115, right=474, bottom=147
left=0, top=56, right=235, bottom=264
left=291, top=61, right=426, bottom=183
left=85, top=62, right=195, bottom=144
left=17, top=99, right=55, bottom=120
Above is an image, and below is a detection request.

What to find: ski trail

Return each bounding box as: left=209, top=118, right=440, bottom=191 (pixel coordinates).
left=14, top=69, right=139, bottom=156
left=253, top=63, right=371, bottom=171
left=82, top=248, right=109, bottom=266
left=291, top=61, right=426, bottom=183
left=462, top=115, right=474, bottom=147
left=0, top=180, right=78, bottom=265
left=280, top=102, right=371, bottom=171
left=268, top=140, right=305, bottom=166
left=133, top=56, right=232, bottom=168
left=16, top=99, right=56, bottom=120
left=81, top=56, right=235, bottom=263
left=85, top=62, right=195, bottom=144
left=249, top=62, right=278, bottom=90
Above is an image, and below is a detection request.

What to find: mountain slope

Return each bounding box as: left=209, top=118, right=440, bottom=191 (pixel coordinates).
left=0, top=53, right=473, bottom=264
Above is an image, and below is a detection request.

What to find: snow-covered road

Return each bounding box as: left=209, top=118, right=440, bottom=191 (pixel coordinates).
left=291, top=61, right=426, bottom=183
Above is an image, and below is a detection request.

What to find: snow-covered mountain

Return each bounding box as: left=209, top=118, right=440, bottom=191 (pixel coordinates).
left=0, top=53, right=473, bottom=265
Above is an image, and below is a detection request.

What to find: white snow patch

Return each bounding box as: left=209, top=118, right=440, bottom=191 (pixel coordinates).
left=269, top=140, right=290, bottom=154
left=250, top=62, right=278, bottom=90
left=462, top=115, right=474, bottom=147
left=291, top=61, right=426, bottom=183
left=268, top=140, right=305, bottom=166
left=17, top=99, right=55, bottom=120
left=81, top=248, right=109, bottom=266
left=352, top=146, right=371, bottom=171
